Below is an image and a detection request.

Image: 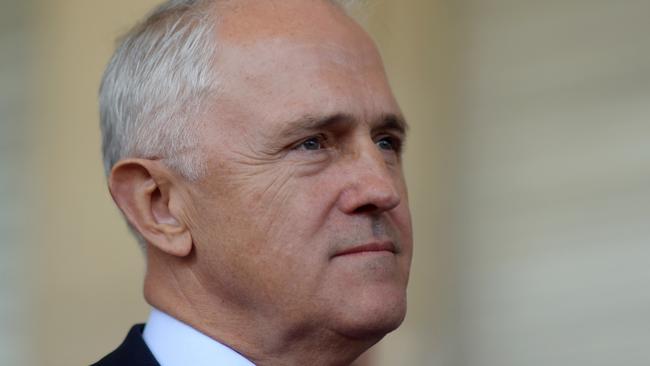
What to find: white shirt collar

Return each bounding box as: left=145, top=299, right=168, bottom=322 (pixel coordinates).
left=142, top=308, right=256, bottom=366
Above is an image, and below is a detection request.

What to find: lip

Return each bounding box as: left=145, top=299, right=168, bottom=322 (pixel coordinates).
left=333, top=241, right=396, bottom=257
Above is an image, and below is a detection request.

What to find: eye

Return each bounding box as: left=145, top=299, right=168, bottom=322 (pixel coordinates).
left=294, top=135, right=328, bottom=151
left=376, top=135, right=402, bottom=153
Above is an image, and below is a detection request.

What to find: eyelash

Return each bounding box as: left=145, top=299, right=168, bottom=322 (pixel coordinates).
left=375, top=135, right=403, bottom=154
left=292, top=134, right=330, bottom=151
left=291, top=133, right=404, bottom=155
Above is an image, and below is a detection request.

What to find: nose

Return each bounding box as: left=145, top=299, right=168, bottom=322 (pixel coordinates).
left=337, top=142, right=402, bottom=215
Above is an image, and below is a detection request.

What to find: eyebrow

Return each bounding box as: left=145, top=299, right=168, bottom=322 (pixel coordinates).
left=276, top=112, right=409, bottom=140
left=374, top=113, right=409, bottom=135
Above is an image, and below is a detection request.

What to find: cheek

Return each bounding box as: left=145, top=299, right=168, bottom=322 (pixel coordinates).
left=243, top=168, right=314, bottom=242
left=395, top=201, right=413, bottom=260
left=192, top=162, right=331, bottom=271
left=238, top=161, right=340, bottom=235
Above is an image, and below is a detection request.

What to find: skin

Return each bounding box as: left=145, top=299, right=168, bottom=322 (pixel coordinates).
left=109, top=1, right=412, bottom=365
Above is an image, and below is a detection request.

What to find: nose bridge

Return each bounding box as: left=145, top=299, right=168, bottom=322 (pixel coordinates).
left=339, top=139, right=401, bottom=213
left=355, top=140, right=391, bottom=181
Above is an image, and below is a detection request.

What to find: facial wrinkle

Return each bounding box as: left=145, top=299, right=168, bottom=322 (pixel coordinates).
left=255, top=169, right=300, bottom=241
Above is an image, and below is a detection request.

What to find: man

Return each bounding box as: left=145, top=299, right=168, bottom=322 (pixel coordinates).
left=94, top=0, right=412, bottom=365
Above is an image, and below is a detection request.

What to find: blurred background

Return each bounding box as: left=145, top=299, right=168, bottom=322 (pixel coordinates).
left=1, top=0, right=649, bottom=365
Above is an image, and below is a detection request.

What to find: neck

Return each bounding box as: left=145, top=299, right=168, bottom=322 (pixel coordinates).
left=144, top=249, right=380, bottom=366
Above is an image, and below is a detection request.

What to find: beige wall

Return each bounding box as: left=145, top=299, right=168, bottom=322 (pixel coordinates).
left=15, top=1, right=442, bottom=365
left=31, top=2, right=160, bottom=365
left=1, top=2, right=36, bottom=364
left=452, top=1, right=650, bottom=365
left=9, top=0, right=649, bottom=365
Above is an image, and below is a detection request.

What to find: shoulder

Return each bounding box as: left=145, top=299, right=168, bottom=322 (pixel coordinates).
left=91, top=324, right=159, bottom=366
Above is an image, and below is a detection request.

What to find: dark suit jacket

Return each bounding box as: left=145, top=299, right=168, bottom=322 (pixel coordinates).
left=91, top=324, right=160, bottom=366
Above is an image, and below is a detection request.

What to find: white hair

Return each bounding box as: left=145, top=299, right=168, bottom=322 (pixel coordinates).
left=100, top=0, right=217, bottom=181
left=99, top=0, right=361, bottom=180
left=99, top=0, right=361, bottom=246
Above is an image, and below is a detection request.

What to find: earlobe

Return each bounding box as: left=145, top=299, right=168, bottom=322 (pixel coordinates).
left=108, top=159, right=193, bottom=257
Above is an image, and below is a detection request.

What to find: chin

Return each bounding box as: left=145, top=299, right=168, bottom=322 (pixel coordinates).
left=333, top=288, right=408, bottom=341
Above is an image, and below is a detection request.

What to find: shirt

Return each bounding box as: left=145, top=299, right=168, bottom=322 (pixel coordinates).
left=142, top=308, right=256, bottom=366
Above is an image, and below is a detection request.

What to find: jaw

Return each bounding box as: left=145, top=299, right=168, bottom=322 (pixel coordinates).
left=143, top=252, right=395, bottom=366
left=249, top=329, right=381, bottom=366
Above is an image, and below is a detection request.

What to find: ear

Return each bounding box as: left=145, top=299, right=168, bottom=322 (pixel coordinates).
left=108, top=159, right=193, bottom=257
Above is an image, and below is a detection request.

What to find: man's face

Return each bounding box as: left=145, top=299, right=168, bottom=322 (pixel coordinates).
left=184, top=0, right=412, bottom=340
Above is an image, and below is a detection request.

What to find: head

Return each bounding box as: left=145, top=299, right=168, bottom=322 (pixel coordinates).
left=102, top=0, right=412, bottom=364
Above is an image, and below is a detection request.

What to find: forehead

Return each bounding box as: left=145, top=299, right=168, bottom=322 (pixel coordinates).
left=216, top=0, right=356, bottom=43
left=207, top=0, right=400, bottom=133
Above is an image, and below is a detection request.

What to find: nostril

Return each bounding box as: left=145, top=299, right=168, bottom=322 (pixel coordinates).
left=353, top=203, right=379, bottom=214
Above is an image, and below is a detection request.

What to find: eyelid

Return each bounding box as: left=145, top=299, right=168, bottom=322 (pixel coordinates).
left=290, top=133, right=330, bottom=150
left=374, top=132, right=405, bottom=152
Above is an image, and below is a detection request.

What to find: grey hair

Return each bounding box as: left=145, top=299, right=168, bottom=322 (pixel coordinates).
left=99, top=0, right=362, bottom=246
left=100, top=0, right=362, bottom=180
left=100, top=0, right=218, bottom=181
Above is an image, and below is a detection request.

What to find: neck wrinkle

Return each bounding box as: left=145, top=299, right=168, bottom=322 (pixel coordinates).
left=144, top=247, right=378, bottom=366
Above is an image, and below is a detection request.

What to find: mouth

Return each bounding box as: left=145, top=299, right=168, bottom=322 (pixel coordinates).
left=333, top=241, right=397, bottom=258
